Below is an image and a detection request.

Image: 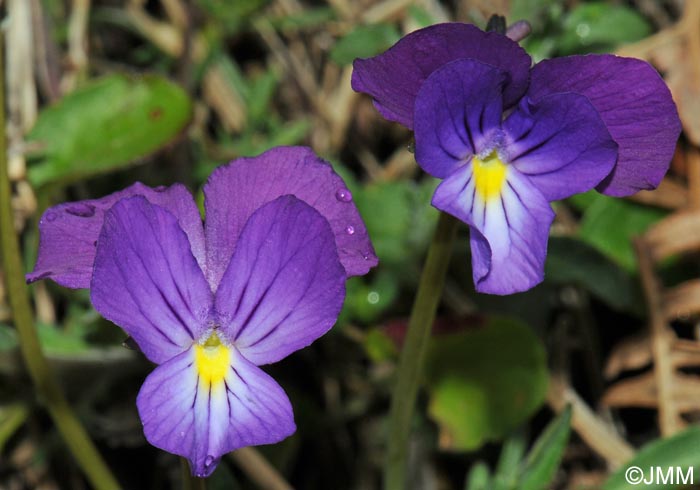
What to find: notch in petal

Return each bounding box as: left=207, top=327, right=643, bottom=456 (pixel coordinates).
left=433, top=164, right=554, bottom=295
left=203, top=146, right=376, bottom=290
left=215, top=195, right=346, bottom=366
left=528, top=54, right=681, bottom=197
left=137, top=346, right=294, bottom=478
left=414, top=59, right=508, bottom=179
left=352, top=23, right=531, bottom=129
left=27, top=182, right=205, bottom=289
left=91, top=197, right=212, bottom=364
left=502, top=92, right=618, bottom=201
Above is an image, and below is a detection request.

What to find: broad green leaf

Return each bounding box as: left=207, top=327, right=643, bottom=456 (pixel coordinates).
left=330, top=24, right=400, bottom=65
left=345, top=270, right=399, bottom=324
left=519, top=406, right=572, bottom=490
left=558, top=2, right=652, bottom=54
left=353, top=179, right=438, bottom=267
left=465, top=461, right=492, bottom=490
left=425, top=317, right=548, bottom=451
left=604, top=426, right=700, bottom=490
left=363, top=328, right=398, bottom=363
left=545, top=237, right=643, bottom=314
left=577, top=194, right=667, bottom=271
left=27, top=74, right=192, bottom=187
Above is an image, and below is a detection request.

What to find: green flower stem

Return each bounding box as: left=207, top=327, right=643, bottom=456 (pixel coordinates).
left=0, top=34, right=120, bottom=490
left=384, top=211, right=459, bottom=490
left=181, top=458, right=206, bottom=490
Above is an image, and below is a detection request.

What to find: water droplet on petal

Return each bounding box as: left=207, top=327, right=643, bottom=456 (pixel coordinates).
left=345, top=225, right=355, bottom=235
left=179, top=431, right=185, bottom=437
left=362, top=250, right=372, bottom=260
left=335, top=188, right=352, bottom=202
left=66, top=203, right=96, bottom=218
left=204, top=455, right=215, bottom=467
left=45, top=212, right=57, bottom=222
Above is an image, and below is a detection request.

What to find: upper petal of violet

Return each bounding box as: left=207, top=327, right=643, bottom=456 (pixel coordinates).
left=502, top=92, right=618, bottom=201
left=414, top=58, right=508, bottom=179
left=352, top=23, right=531, bottom=129
left=214, top=195, right=346, bottom=366
left=90, top=196, right=213, bottom=364
left=26, top=182, right=205, bottom=289
left=528, top=54, right=681, bottom=197
left=203, top=146, right=376, bottom=290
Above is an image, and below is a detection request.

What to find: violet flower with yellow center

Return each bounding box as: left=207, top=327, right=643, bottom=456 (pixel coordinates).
left=352, top=22, right=681, bottom=295
left=27, top=146, right=378, bottom=477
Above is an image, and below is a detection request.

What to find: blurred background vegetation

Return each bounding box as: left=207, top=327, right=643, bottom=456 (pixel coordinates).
left=2, top=0, right=699, bottom=489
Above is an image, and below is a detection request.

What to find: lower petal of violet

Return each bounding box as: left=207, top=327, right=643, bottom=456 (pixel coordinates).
left=432, top=161, right=554, bottom=295
left=137, top=344, right=295, bottom=478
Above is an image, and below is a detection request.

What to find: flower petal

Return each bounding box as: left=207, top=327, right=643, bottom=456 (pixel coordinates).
left=91, top=197, right=212, bottom=363
left=214, top=195, right=345, bottom=365
left=528, top=54, right=681, bottom=196
left=27, top=182, right=205, bottom=289
left=137, top=346, right=295, bottom=478
left=203, top=146, right=376, bottom=290
left=351, top=23, right=531, bottom=129
left=432, top=163, right=554, bottom=295
left=502, top=92, right=618, bottom=201
left=414, top=59, right=508, bottom=178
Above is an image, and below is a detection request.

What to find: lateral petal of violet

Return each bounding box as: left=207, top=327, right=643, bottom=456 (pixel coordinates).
left=214, top=195, right=346, bottom=365
left=432, top=163, right=554, bottom=295
left=26, top=182, right=205, bottom=288
left=528, top=54, right=681, bottom=197
left=502, top=92, right=618, bottom=201
left=351, top=23, right=531, bottom=129
left=91, top=197, right=212, bottom=364
left=203, top=146, right=376, bottom=290
left=137, top=346, right=294, bottom=478
left=414, top=59, right=508, bottom=178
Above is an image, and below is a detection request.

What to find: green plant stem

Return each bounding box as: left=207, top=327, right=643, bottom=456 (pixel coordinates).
left=384, top=212, right=459, bottom=490
left=181, top=458, right=206, bottom=490
left=0, top=33, right=120, bottom=490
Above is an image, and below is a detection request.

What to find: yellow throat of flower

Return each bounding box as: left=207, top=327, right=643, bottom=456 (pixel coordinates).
left=194, top=332, right=231, bottom=386
left=473, top=151, right=508, bottom=202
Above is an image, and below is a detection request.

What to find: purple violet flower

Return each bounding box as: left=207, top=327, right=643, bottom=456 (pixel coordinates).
left=27, top=146, right=377, bottom=476
left=352, top=22, right=681, bottom=295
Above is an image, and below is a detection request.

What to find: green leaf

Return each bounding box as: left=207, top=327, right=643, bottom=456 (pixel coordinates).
left=518, top=405, right=572, bottom=490
left=345, top=270, right=399, bottom=324
left=0, top=324, right=18, bottom=352
left=363, top=328, right=398, bottom=363
left=330, top=24, right=400, bottom=65
left=493, top=433, right=526, bottom=490
left=558, top=2, right=652, bottom=54
left=604, top=426, right=700, bottom=490
left=27, top=74, right=192, bottom=187
left=425, top=317, right=548, bottom=451
left=266, top=7, right=335, bottom=31
left=576, top=193, right=667, bottom=271
left=353, top=179, right=438, bottom=267
left=545, top=237, right=643, bottom=314
left=465, top=461, right=492, bottom=490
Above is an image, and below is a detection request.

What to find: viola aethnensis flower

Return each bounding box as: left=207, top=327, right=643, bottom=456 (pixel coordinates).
left=352, top=23, right=681, bottom=295
left=27, top=146, right=377, bottom=476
